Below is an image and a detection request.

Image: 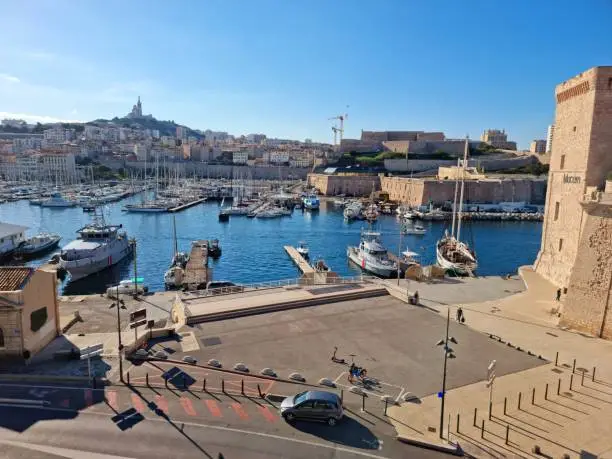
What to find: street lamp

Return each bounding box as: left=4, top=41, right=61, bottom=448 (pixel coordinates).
left=436, top=308, right=458, bottom=440
left=109, top=286, right=127, bottom=383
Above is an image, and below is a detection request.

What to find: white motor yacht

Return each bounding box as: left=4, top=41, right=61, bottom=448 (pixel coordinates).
left=296, top=241, right=309, bottom=259
left=346, top=230, right=397, bottom=278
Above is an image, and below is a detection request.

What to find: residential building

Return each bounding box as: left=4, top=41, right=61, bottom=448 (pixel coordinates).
left=232, top=151, right=248, bottom=164
left=161, top=136, right=176, bottom=147
left=43, top=127, right=75, bottom=144
left=533, top=66, right=612, bottom=339
left=12, top=137, right=42, bottom=154
left=529, top=139, right=547, bottom=154
left=0, top=267, right=60, bottom=361
left=176, top=126, right=188, bottom=140
left=289, top=158, right=312, bottom=168
left=480, top=129, right=517, bottom=150
left=134, top=143, right=150, bottom=161
left=246, top=133, right=266, bottom=143
left=0, top=222, right=28, bottom=258
left=40, top=152, right=77, bottom=183
left=546, top=124, right=555, bottom=153
left=263, top=151, right=289, bottom=164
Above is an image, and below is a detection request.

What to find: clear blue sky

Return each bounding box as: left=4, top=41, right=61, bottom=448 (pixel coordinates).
left=1, top=0, right=610, bottom=148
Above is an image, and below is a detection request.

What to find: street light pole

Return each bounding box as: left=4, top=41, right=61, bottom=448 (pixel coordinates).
left=115, top=283, right=124, bottom=383
left=439, top=308, right=450, bottom=440
left=397, top=224, right=403, bottom=285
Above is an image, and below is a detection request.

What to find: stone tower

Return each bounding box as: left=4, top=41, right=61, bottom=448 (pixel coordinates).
left=535, top=66, right=612, bottom=287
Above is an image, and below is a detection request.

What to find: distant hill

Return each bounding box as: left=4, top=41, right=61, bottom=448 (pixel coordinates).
left=90, top=116, right=201, bottom=138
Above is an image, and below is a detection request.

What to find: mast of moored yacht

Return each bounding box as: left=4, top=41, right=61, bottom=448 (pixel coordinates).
left=456, top=136, right=469, bottom=242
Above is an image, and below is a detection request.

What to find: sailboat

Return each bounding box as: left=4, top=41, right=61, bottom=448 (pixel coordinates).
left=164, top=215, right=188, bottom=289
left=436, top=137, right=478, bottom=275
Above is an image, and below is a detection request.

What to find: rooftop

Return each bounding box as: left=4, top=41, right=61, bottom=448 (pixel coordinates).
left=0, top=222, right=29, bottom=239
left=0, top=267, right=34, bottom=291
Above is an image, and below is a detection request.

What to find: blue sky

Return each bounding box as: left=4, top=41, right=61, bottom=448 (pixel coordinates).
left=0, top=0, right=610, bottom=148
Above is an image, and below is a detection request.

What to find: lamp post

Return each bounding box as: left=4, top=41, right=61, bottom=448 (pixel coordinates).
left=436, top=308, right=457, bottom=440
left=397, top=223, right=403, bottom=285
left=110, top=282, right=127, bottom=383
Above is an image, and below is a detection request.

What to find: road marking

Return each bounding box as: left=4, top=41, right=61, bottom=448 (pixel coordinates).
left=106, top=390, right=118, bottom=411
left=84, top=389, right=93, bottom=407
left=395, top=388, right=405, bottom=403
left=154, top=395, right=168, bottom=413
left=180, top=397, right=197, bottom=416
left=334, top=371, right=348, bottom=384
left=0, top=404, right=390, bottom=459
left=204, top=399, right=222, bottom=417
left=230, top=402, right=249, bottom=420
left=258, top=406, right=277, bottom=422
left=130, top=394, right=145, bottom=413
left=0, top=439, right=137, bottom=459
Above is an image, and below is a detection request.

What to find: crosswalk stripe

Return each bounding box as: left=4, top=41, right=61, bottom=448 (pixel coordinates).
left=84, top=389, right=93, bottom=407
left=155, top=395, right=168, bottom=413
left=204, top=399, right=222, bottom=417
left=258, top=406, right=277, bottom=422
left=106, top=390, right=118, bottom=411
left=131, top=394, right=145, bottom=413
left=180, top=397, right=197, bottom=416
left=230, top=402, right=249, bottom=420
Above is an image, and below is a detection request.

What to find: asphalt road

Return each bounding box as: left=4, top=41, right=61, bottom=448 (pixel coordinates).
left=0, top=382, right=450, bottom=459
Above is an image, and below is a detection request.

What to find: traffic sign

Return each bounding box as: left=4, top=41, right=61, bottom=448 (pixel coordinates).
left=130, top=319, right=147, bottom=329
left=129, top=309, right=146, bottom=323
left=487, top=360, right=496, bottom=386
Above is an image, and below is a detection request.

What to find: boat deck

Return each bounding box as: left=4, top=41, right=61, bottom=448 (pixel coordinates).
left=283, top=245, right=315, bottom=274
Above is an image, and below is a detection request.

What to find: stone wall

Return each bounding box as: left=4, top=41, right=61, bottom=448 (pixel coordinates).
left=307, top=174, right=381, bottom=196
left=20, top=270, right=59, bottom=357
left=561, top=202, right=612, bottom=337
left=383, top=155, right=537, bottom=173
left=0, top=307, right=22, bottom=358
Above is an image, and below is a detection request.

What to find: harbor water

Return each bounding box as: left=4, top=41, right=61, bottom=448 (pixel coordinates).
left=0, top=196, right=542, bottom=294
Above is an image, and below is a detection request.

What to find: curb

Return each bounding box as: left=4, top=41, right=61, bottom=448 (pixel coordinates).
left=0, top=374, right=107, bottom=385
left=396, top=435, right=464, bottom=456
left=185, top=288, right=389, bottom=324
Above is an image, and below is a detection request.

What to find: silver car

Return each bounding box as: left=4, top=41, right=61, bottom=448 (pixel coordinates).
left=280, top=390, right=343, bottom=426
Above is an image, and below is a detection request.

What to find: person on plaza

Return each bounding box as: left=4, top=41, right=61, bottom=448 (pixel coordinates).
left=556, top=288, right=561, bottom=301
left=457, top=307, right=464, bottom=322
left=348, top=363, right=356, bottom=383
left=413, top=290, right=419, bottom=305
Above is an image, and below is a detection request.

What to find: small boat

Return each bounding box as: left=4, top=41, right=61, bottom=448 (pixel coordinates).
left=107, top=278, right=148, bottom=298
left=332, top=198, right=346, bottom=207
left=313, top=259, right=329, bottom=272
left=15, top=233, right=61, bottom=258
left=218, top=211, right=230, bottom=222
left=302, top=194, right=320, bottom=210
left=41, top=192, right=76, bottom=208
left=296, top=241, right=309, bottom=260
left=208, top=239, right=222, bottom=258
left=164, top=266, right=184, bottom=290
left=346, top=230, right=398, bottom=278
left=403, top=224, right=427, bottom=235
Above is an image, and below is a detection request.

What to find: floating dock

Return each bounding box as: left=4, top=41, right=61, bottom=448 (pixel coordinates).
left=284, top=246, right=315, bottom=274
left=183, top=240, right=211, bottom=290
left=168, top=198, right=207, bottom=213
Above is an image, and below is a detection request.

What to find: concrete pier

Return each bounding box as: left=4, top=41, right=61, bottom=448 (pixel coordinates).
left=168, top=198, right=207, bottom=213
left=283, top=246, right=314, bottom=274
left=183, top=240, right=211, bottom=290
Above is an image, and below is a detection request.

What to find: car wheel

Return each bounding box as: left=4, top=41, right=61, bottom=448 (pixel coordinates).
left=284, top=412, right=295, bottom=422
left=327, top=417, right=337, bottom=426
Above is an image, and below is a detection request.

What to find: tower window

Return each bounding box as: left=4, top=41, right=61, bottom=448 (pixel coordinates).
left=560, top=155, right=565, bottom=170
left=554, top=202, right=560, bottom=221
left=558, top=238, right=564, bottom=252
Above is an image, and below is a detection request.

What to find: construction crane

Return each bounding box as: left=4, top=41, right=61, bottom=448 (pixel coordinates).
left=328, top=112, right=348, bottom=147
left=331, top=125, right=341, bottom=146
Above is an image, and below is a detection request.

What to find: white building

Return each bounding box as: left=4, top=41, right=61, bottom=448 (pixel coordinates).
left=40, top=153, right=77, bottom=183
left=12, top=137, right=42, bottom=154
left=43, top=127, right=75, bottom=144
left=134, top=144, right=150, bottom=161
left=263, top=151, right=289, bottom=164
left=289, top=158, right=312, bottom=168
left=232, top=151, right=248, bottom=164
left=161, top=136, right=176, bottom=147
left=176, top=126, right=188, bottom=140
left=546, top=124, right=555, bottom=153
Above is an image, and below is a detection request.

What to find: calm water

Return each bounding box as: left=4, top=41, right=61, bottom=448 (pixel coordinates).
left=0, top=195, right=542, bottom=294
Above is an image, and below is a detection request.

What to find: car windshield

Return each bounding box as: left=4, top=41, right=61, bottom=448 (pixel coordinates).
left=293, top=391, right=309, bottom=405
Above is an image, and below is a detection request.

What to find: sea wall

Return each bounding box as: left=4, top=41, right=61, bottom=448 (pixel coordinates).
left=384, top=155, right=538, bottom=173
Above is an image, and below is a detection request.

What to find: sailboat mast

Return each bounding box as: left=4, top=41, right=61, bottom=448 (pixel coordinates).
left=173, top=214, right=178, bottom=256
left=456, top=137, right=469, bottom=242
left=450, top=157, right=460, bottom=238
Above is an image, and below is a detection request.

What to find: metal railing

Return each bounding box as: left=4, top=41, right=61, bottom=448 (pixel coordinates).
left=181, top=274, right=379, bottom=301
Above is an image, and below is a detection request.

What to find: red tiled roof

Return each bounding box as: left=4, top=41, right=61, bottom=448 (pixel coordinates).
left=0, top=267, right=34, bottom=291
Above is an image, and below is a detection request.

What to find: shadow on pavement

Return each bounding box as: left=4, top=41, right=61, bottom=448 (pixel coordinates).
left=290, top=416, right=381, bottom=450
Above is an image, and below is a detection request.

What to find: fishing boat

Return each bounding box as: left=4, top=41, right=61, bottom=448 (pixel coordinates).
left=296, top=241, right=309, bottom=259
left=343, top=201, right=363, bottom=221
left=15, top=232, right=61, bottom=258
left=302, top=194, right=320, bottom=210
left=436, top=137, right=478, bottom=275
left=346, top=230, right=397, bottom=278
left=59, top=209, right=134, bottom=281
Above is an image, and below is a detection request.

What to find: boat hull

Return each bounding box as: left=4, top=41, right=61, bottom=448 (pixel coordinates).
left=15, top=238, right=61, bottom=257
left=60, top=239, right=133, bottom=281
left=347, top=247, right=397, bottom=278
left=436, top=239, right=477, bottom=275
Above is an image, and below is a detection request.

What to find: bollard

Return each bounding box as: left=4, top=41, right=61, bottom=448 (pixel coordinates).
left=572, top=358, right=576, bottom=374
left=518, top=392, right=522, bottom=410
left=222, top=379, right=225, bottom=393
left=127, top=372, right=130, bottom=385
left=545, top=383, right=548, bottom=401
left=146, top=373, right=149, bottom=386
left=557, top=378, right=561, bottom=395
left=581, top=370, right=585, bottom=386
left=504, top=397, right=507, bottom=415
left=456, top=413, right=460, bottom=433
left=489, top=400, right=492, bottom=420
left=384, top=398, right=389, bottom=417
left=505, top=425, right=510, bottom=445
left=481, top=419, right=485, bottom=439
left=361, top=393, right=365, bottom=412
left=532, top=388, right=535, bottom=405
left=241, top=379, right=245, bottom=396
left=593, top=366, right=596, bottom=382
left=473, top=407, right=477, bottom=427
left=202, top=378, right=206, bottom=392
left=340, top=389, right=344, bottom=405
left=570, top=374, right=574, bottom=391
left=555, top=351, right=559, bottom=366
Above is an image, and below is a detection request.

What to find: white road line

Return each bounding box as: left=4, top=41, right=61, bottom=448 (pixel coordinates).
left=395, top=388, right=405, bottom=403
left=0, top=439, right=136, bottom=459
left=334, top=371, right=348, bottom=384
left=0, top=403, right=390, bottom=459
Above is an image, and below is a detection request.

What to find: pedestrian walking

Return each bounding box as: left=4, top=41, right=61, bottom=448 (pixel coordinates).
left=556, top=288, right=561, bottom=301
left=457, top=307, right=464, bottom=323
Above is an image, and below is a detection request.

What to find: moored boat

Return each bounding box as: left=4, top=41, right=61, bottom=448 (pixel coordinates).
left=15, top=232, right=61, bottom=258
left=346, top=230, right=397, bottom=277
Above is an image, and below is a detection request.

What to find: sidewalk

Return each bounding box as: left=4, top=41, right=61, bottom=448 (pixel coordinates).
left=386, top=267, right=612, bottom=458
